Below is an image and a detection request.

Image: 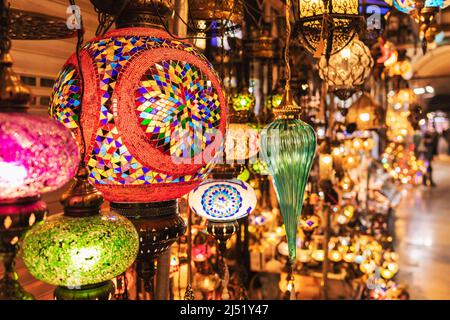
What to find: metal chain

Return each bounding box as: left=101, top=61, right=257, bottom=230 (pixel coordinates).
left=284, top=0, right=291, bottom=90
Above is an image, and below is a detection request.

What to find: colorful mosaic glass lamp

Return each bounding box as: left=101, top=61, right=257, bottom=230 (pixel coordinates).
left=260, top=0, right=317, bottom=299
left=22, top=165, right=139, bottom=300
left=50, top=1, right=227, bottom=297
left=188, top=179, right=257, bottom=299
left=0, top=1, right=79, bottom=300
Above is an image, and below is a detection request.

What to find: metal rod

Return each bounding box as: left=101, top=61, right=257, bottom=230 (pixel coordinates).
left=155, top=249, right=171, bottom=300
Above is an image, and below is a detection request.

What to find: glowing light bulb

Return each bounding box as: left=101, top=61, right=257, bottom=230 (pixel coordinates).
left=321, top=155, right=332, bottom=164
left=341, top=47, right=351, bottom=59
left=359, top=113, right=371, bottom=122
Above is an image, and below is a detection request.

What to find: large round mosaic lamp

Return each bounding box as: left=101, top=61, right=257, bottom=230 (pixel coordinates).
left=50, top=28, right=226, bottom=203
left=50, top=26, right=227, bottom=295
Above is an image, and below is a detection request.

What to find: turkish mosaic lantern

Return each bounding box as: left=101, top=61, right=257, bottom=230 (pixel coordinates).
left=224, top=92, right=258, bottom=164
left=188, top=179, right=256, bottom=300
left=188, top=179, right=257, bottom=222
left=0, top=4, right=79, bottom=298
left=189, top=178, right=256, bottom=254
left=49, top=27, right=227, bottom=295
left=22, top=166, right=139, bottom=300
left=50, top=28, right=227, bottom=203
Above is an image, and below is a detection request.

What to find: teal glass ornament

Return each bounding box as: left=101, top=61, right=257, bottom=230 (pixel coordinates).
left=260, top=88, right=316, bottom=263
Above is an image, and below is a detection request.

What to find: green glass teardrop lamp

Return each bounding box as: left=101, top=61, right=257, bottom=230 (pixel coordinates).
left=259, top=87, right=317, bottom=264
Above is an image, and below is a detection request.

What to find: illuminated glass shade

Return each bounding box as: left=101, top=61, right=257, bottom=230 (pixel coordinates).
left=260, top=116, right=317, bottom=263
left=0, top=113, right=79, bottom=200
left=231, top=93, right=255, bottom=112
left=318, top=37, right=374, bottom=99
left=388, top=60, right=413, bottom=80
left=22, top=212, right=138, bottom=287
left=225, top=123, right=259, bottom=162
left=319, top=153, right=333, bottom=181
left=347, top=93, right=383, bottom=130
left=266, top=94, right=283, bottom=110
left=49, top=28, right=226, bottom=203
left=297, top=0, right=361, bottom=56
left=188, top=179, right=257, bottom=222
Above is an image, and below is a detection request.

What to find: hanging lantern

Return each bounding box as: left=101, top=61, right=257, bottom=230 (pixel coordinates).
left=188, top=0, right=243, bottom=33
left=188, top=0, right=242, bottom=22
left=393, top=0, right=416, bottom=12
left=340, top=174, right=355, bottom=192
left=260, top=0, right=317, bottom=268
left=188, top=179, right=256, bottom=222
left=318, top=37, right=374, bottom=100
left=377, top=41, right=398, bottom=67
left=225, top=92, right=258, bottom=163
left=346, top=93, right=384, bottom=130
left=295, top=0, right=362, bottom=57
left=266, top=93, right=283, bottom=111
left=50, top=20, right=227, bottom=296
left=329, top=249, right=343, bottom=262
left=245, top=34, right=277, bottom=59
left=392, top=0, right=444, bottom=52
left=311, top=236, right=325, bottom=262
left=0, top=4, right=79, bottom=298
left=50, top=28, right=227, bottom=203
left=189, top=179, right=256, bottom=300
left=259, top=88, right=316, bottom=263
left=231, top=93, right=255, bottom=115
left=22, top=166, right=139, bottom=300
left=319, top=141, right=333, bottom=181
left=388, top=59, right=413, bottom=80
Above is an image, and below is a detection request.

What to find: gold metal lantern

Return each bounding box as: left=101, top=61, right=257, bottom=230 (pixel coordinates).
left=295, top=0, right=362, bottom=57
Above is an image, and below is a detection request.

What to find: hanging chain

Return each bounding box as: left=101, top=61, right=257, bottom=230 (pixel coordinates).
left=95, top=9, right=115, bottom=37
left=284, top=0, right=292, bottom=91
left=69, top=0, right=87, bottom=164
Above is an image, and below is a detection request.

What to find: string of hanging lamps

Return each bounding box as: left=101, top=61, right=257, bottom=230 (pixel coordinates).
left=0, top=0, right=80, bottom=300
left=47, top=0, right=228, bottom=299
left=20, top=1, right=139, bottom=300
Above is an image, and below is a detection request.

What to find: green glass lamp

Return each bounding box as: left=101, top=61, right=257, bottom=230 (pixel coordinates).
left=21, top=165, right=139, bottom=300
left=260, top=89, right=316, bottom=263
left=259, top=0, right=317, bottom=266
